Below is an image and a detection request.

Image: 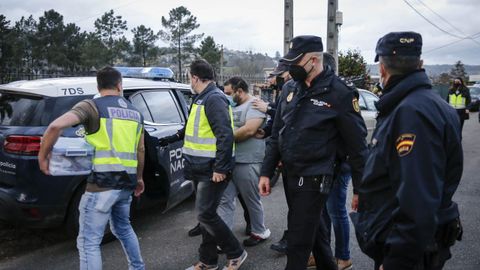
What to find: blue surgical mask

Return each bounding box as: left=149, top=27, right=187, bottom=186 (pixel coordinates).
left=225, top=94, right=236, bottom=107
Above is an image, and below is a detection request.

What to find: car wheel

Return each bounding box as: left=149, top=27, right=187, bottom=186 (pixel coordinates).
left=65, top=184, right=115, bottom=244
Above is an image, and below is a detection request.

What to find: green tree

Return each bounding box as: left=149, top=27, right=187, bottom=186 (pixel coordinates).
left=81, top=33, right=109, bottom=69
left=450, top=60, right=469, bottom=83
left=36, top=10, right=67, bottom=69
left=132, top=25, right=159, bottom=67
left=94, top=9, right=128, bottom=65
left=338, top=49, right=369, bottom=88
left=274, top=51, right=281, bottom=61
left=159, top=6, right=204, bottom=75
left=63, top=23, right=86, bottom=71
left=12, top=15, right=38, bottom=71
left=0, top=15, right=14, bottom=83
left=198, top=36, right=221, bottom=72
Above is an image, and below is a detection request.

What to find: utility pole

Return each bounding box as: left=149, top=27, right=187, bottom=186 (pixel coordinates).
left=327, top=0, right=342, bottom=74
left=284, top=0, right=294, bottom=55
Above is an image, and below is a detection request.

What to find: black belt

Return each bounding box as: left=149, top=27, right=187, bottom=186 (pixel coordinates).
left=296, top=175, right=333, bottom=194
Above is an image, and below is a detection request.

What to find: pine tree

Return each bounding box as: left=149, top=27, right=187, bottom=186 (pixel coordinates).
left=198, top=36, right=221, bottom=73
left=159, top=6, right=203, bottom=75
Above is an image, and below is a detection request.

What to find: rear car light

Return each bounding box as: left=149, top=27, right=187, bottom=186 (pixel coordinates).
left=4, top=135, right=42, bottom=156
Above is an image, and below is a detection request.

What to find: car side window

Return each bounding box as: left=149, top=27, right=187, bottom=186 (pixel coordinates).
left=358, top=93, right=368, bottom=110
left=130, top=94, right=154, bottom=123
left=361, top=91, right=379, bottom=111
left=141, top=91, right=183, bottom=124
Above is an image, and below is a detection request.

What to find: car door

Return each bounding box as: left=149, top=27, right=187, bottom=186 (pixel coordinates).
left=129, top=89, right=193, bottom=211
left=358, top=90, right=379, bottom=142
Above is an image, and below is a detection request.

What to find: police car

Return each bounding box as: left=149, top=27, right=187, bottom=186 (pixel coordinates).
left=0, top=77, right=194, bottom=235
left=357, top=89, right=379, bottom=141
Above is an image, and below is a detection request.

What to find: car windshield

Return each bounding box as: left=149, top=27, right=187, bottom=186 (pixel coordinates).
left=469, top=87, right=480, bottom=95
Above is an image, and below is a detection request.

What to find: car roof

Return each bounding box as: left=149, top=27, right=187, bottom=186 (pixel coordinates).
left=0, top=77, right=190, bottom=97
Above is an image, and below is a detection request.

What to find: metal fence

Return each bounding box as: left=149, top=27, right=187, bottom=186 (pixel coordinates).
left=1, top=71, right=268, bottom=86
left=0, top=71, right=95, bottom=84
left=174, top=72, right=267, bottom=86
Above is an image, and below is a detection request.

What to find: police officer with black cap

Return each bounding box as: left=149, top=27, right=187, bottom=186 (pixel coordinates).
left=351, top=32, right=463, bottom=270
left=259, top=35, right=368, bottom=270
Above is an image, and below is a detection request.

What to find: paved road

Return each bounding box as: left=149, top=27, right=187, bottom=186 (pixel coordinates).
left=1, top=114, right=479, bottom=270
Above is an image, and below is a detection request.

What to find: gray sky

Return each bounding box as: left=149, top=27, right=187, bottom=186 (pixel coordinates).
left=1, top=0, right=479, bottom=65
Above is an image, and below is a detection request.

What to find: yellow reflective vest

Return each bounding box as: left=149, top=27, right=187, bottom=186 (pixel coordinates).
left=448, top=93, right=466, bottom=109
left=183, top=92, right=234, bottom=158
left=86, top=96, right=143, bottom=187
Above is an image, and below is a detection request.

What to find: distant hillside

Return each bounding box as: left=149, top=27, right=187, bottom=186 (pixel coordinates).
left=367, top=64, right=480, bottom=77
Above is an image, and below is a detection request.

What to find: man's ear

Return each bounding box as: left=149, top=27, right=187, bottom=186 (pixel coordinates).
left=418, top=59, right=424, bottom=69
left=379, top=62, right=386, bottom=77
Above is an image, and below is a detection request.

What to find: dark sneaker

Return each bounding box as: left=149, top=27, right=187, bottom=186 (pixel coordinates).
left=188, top=223, right=202, bottom=237
left=185, top=261, right=218, bottom=270
left=243, top=234, right=267, bottom=246
left=243, top=229, right=270, bottom=247
left=270, top=237, right=287, bottom=254
left=222, top=250, right=248, bottom=270
left=245, top=223, right=251, bottom=236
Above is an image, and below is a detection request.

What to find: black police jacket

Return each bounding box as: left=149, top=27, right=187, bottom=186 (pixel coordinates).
left=182, top=83, right=235, bottom=177
left=354, top=70, right=463, bottom=269
left=260, top=67, right=368, bottom=192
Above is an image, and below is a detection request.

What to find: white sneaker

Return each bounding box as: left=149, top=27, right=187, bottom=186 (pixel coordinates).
left=185, top=261, right=219, bottom=270
left=253, top=228, right=271, bottom=239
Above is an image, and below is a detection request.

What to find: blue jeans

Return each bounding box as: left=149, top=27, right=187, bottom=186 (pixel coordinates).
left=77, top=189, right=144, bottom=270
left=325, top=171, right=351, bottom=260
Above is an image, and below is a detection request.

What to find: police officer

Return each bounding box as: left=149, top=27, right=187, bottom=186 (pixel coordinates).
left=447, top=77, right=471, bottom=131
left=183, top=59, right=247, bottom=270
left=258, top=35, right=368, bottom=270
left=352, top=32, right=463, bottom=270
left=38, top=67, right=145, bottom=270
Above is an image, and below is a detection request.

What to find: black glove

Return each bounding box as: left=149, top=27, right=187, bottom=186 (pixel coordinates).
left=158, top=134, right=179, bottom=146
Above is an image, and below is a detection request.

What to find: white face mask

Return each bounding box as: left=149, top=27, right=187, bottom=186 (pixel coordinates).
left=379, top=75, right=385, bottom=89
left=190, top=77, right=198, bottom=94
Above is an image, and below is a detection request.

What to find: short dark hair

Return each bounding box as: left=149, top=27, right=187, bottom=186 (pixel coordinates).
left=323, top=52, right=336, bottom=71
left=224, top=76, right=249, bottom=93
left=379, top=55, right=421, bottom=75
left=97, top=66, right=122, bottom=90
left=190, top=59, right=215, bottom=81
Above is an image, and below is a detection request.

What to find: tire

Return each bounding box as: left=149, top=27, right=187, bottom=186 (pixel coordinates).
left=65, top=184, right=115, bottom=244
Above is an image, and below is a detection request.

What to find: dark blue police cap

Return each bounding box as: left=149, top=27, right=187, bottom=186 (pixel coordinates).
left=270, top=60, right=288, bottom=76
left=374, top=31, right=422, bottom=62
left=282, top=35, right=323, bottom=64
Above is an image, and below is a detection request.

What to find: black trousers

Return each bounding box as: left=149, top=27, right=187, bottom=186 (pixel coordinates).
left=374, top=246, right=451, bottom=270
left=284, top=173, right=336, bottom=270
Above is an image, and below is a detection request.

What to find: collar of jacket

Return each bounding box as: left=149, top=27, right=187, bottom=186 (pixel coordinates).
left=375, top=69, right=432, bottom=116
left=296, top=66, right=335, bottom=96
left=193, top=82, right=217, bottom=104
left=448, top=85, right=468, bottom=95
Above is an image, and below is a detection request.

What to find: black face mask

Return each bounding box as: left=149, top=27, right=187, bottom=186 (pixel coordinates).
left=289, top=58, right=313, bottom=82
left=276, top=76, right=285, bottom=90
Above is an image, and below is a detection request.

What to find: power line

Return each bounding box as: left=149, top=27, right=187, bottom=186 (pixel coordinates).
left=413, top=0, right=480, bottom=46
left=72, top=0, right=138, bottom=25
left=402, top=0, right=465, bottom=39
left=414, top=0, right=465, bottom=35
left=424, top=32, right=480, bottom=54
